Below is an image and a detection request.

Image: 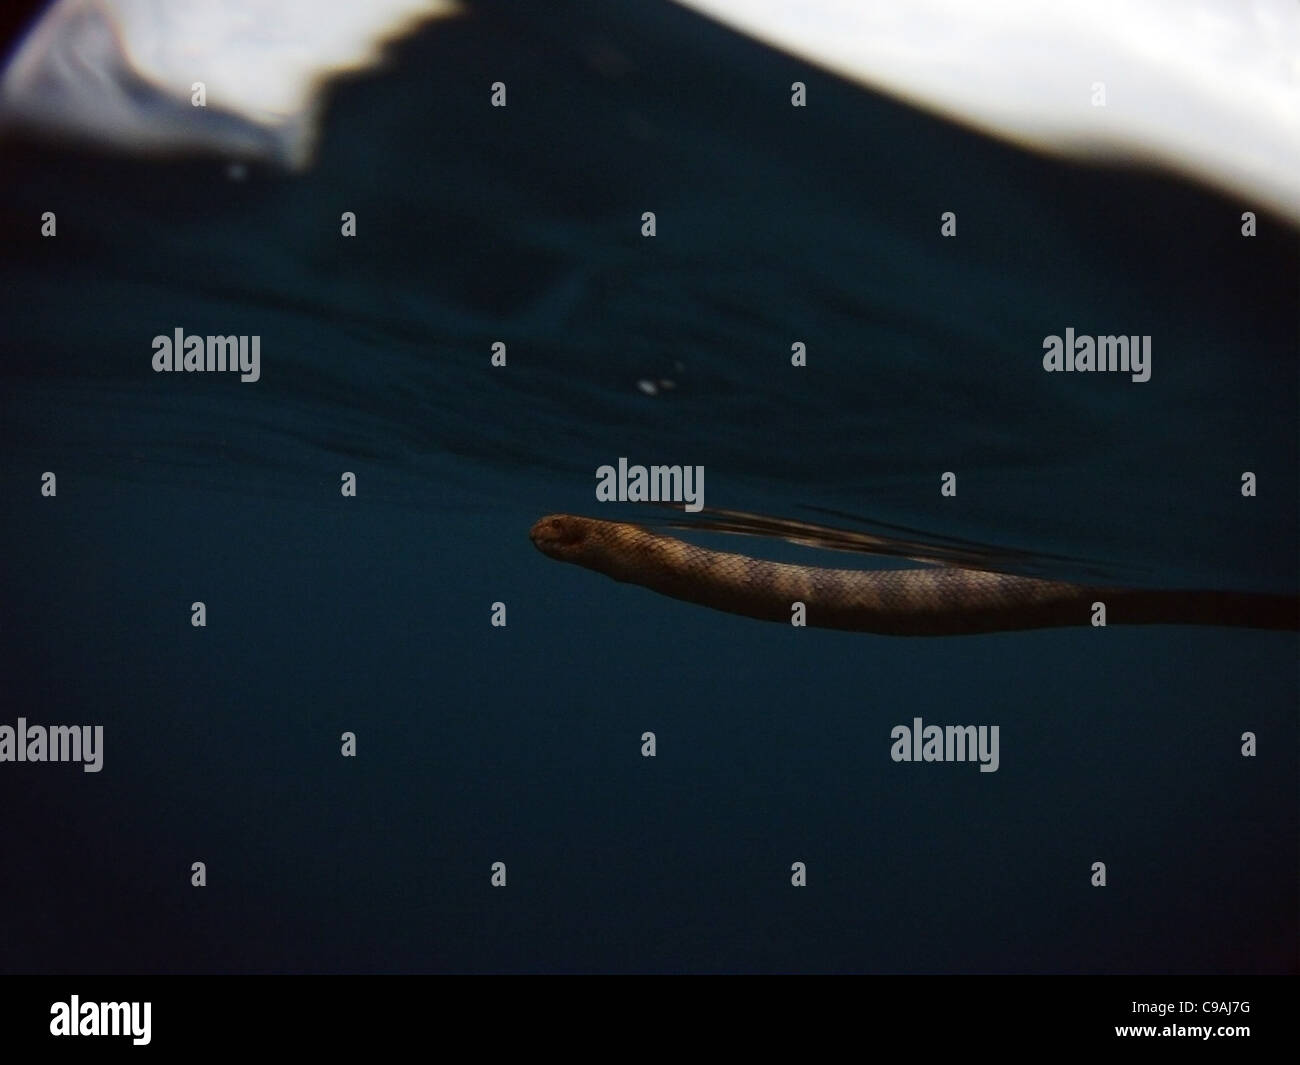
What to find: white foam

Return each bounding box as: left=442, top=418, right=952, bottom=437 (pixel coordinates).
left=0, top=0, right=459, bottom=167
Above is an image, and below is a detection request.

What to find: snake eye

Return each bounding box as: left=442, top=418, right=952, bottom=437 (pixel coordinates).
left=552, top=518, right=584, bottom=546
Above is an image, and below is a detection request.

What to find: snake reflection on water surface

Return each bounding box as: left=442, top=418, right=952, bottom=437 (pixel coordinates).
left=530, top=513, right=1299, bottom=637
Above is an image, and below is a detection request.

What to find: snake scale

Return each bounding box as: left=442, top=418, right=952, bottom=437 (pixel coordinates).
left=530, top=514, right=1298, bottom=636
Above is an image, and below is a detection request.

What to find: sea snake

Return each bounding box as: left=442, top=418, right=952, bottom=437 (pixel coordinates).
left=530, top=513, right=1298, bottom=636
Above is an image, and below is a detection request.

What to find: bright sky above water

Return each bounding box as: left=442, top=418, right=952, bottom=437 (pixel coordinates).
left=2, top=0, right=1297, bottom=220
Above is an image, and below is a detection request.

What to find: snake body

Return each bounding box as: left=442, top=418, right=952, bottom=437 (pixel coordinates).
left=530, top=514, right=1298, bottom=636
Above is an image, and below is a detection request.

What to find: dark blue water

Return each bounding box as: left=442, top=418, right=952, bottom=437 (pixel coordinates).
left=0, top=0, right=1295, bottom=972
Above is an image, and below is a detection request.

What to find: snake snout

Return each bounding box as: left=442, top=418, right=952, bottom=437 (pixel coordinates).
left=530, top=514, right=586, bottom=554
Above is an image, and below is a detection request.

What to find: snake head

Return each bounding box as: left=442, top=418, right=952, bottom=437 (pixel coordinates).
left=529, top=514, right=589, bottom=560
